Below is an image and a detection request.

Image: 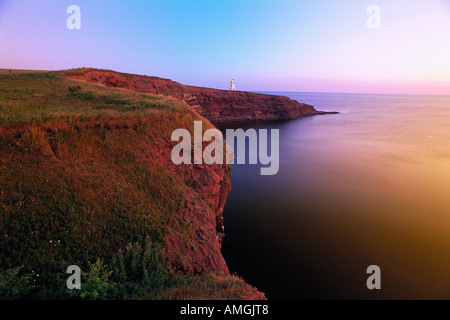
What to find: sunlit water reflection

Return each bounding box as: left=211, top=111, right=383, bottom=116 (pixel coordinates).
left=218, top=92, right=450, bottom=299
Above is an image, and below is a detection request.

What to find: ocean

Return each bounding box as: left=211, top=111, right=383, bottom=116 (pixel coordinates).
left=217, top=92, right=450, bottom=299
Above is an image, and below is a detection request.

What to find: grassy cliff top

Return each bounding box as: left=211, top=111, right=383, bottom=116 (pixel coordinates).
left=0, top=69, right=265, bottom=300
left=0, top=69, right=190, bottom=126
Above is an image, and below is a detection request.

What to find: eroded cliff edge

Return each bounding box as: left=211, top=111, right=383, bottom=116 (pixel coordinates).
left=0, top=70, right=265, bottom=299
left=65, top=68, right=335, bottom=122
left=1, top=68, right=336, bottom=299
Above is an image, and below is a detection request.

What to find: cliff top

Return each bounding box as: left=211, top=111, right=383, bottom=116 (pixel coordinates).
left=0, top=68, right=266, bottom=300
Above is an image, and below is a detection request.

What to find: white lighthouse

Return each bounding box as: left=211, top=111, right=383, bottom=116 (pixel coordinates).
left=230, top=79, right=235, bottom=91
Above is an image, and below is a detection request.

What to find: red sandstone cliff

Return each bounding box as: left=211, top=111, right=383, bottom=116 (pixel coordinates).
left=59, top=68, right=337, bottom=300
left=65, top=69, right=332, bottom=122
left=0, top=69, right=273, bottom=299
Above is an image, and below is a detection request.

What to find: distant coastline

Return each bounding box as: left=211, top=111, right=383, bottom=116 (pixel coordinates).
left=65, top=68, right=338, bottom=122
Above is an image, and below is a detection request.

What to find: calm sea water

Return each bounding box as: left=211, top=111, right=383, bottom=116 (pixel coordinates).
left=217, top=92, right=450, bottom=299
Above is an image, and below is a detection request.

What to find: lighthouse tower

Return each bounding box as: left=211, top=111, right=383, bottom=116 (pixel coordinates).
left=230, top=79, right=235, bottom=91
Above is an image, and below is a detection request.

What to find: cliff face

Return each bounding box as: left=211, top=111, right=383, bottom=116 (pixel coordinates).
left=66, top=69, right=329, bottom=122
left=0, top=115, right=264, bottom=299
left=183, top=87, right=322, bottom=122
left=0, top=70, right=266, bottom=299
left=148, top=118, right=232, bottom=275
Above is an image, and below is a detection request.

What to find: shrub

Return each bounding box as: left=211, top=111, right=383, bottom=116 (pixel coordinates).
left=111, top=241, right=167, bottom=299
left=106, top=97, right=128, bottom=105
left=68, top=258, right=116, bottom=300
left=67, top=90, right=94, bottom=100
left=0, top=267, right=36, bottom=299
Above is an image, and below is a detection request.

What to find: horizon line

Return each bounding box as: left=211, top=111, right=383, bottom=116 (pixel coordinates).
left=251, top=90, right=450, bottom=97
left=1, top=67, right=449, bottom=98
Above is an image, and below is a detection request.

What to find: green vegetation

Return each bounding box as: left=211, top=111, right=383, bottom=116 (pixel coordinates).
left=68, top=258, right=115, bottom=300
left=0, top=71, right=188, bottom=125
left=0, top=120, right=187, bottom=298
left=0, top=69, right=260, bottom=300
left=67, top=90, right=95, bottom=101
left=0, top=266, right=36, bottom=299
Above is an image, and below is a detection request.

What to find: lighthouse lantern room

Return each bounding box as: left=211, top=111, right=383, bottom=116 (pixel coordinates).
left=230, top=79, right=235, bottom=91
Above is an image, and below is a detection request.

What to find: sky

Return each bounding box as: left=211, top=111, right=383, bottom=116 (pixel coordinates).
left=0, top=0, right=449, bottom=95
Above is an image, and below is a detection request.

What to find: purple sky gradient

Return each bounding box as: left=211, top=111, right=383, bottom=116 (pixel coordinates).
left=0, top=0, right=449, bottom=95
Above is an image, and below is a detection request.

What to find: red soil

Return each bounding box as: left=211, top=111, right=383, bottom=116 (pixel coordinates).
left=66, top=69, right=329, bottom=122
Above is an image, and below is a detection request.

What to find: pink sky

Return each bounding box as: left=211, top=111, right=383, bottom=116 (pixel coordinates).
left=0, top=0, right=449, bottom=95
